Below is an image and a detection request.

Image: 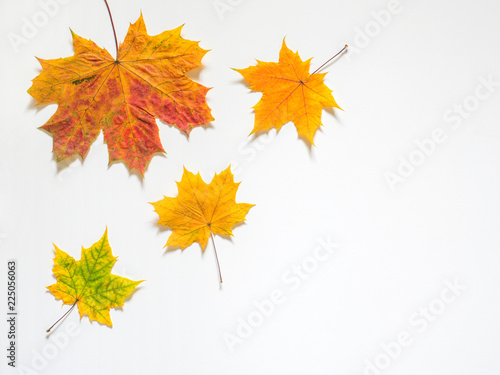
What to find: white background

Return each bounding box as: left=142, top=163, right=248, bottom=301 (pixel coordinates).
left=1, top=0, right=500, bottom=374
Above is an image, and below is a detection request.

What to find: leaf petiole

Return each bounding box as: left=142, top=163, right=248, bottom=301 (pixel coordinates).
left=46, top=299, right=78, bottom=333
left=311, top=44, right=348, bottom=75
left=210, top=232, right=223, bottom=284
left=103, top=0, right=119, bottom=58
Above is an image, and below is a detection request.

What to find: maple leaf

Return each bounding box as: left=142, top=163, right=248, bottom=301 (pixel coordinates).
left=151, top=166, right=254, bottom=250
left=236, top=40, right=343, bottom=144
left=47, top=229, right=142, bottom=328
left=28, top=14, right=213, bottom=174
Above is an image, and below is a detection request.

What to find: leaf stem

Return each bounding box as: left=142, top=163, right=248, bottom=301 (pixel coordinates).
left=46, top=299, right=78, bottom=333
left=311, top=44, right=348, bottom=75
left=210, top=233, right=223, bottom=284
left=103, top=0, right=119, bottom=58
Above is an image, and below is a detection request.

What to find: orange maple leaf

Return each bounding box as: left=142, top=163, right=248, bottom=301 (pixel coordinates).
left=236, top=40, right=342, bottom=144
left=28, top=14, right=213, bottom=174
left=151, top=166, right=254, bottom=250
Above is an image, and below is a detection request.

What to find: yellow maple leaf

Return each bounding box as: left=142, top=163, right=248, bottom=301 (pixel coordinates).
left=236, top=40, right=343, bottom=144
left=151, top=166, right=254, bottom=250
left=47, top=229, right=142, bottom=329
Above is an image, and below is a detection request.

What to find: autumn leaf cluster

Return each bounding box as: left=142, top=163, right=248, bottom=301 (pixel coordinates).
left=36, top=13, right=344, bottom=329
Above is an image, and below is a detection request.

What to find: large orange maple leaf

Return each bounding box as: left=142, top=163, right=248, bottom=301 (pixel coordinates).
left=236, top=40, right=341, bottom=144
left=28, top=14, right=213, bottom=174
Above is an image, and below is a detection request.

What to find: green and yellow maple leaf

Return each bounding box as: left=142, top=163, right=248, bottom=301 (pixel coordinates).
left=47, top=229, right=142, bottom=327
